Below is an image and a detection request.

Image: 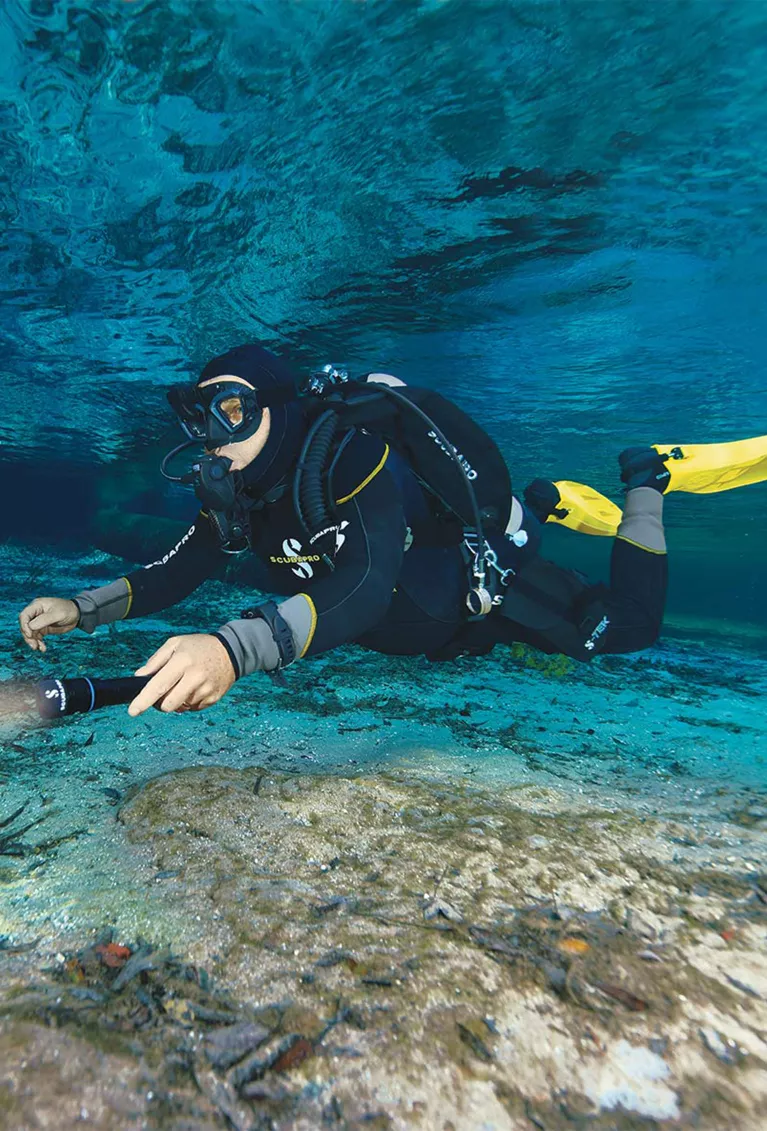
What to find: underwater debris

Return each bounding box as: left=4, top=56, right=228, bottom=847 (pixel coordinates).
left=111, top=948, right=159, bottom=992
left=271, top=1035, right=314, bottom=1073
left=0, top=800, right=51, bottom=858
left=0, top=935, right=40, bottom=953
left=230, top=1034, right=306, bottom=1090
left=723, top=973, right=762, bottom=1000
left=699, top=1027, right=743, bottom=1065
left=315, top=948, right=353, bottom=968
left=94, top=942, right=132, bottom=969
left=240, top=1079, right=291, bottom=1102
left=32, top=828, right=88, bottom=855
left=0, top=928, right=341, bottom=1126
left=465, top=904, right=663, bottom=1013
left=0, top=802, right=27, bottom=829
left=312, top=894, right=349, bottom=915
left=204, top=1021, right=271, bottom=1070
left=456, top=1022, right=494, bottom=1063
left=193, top=1067, right=253, bottom=1131
left=468, top=926, right=522, bottom=958
left=593, top=982, right=648, bottom=1011
left=423, top=897, right=464, bottom=923
left=557, top=937, right=591, bottom=956
left=637, top=949, right=664, bottom=962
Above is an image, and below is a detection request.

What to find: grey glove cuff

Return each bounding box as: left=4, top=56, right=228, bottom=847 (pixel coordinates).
left=617, top=487, right=666, bottom=553
left=215, top=619, right=280, bottom=678
left=74, top=578, right=132, bottom=634
left=215, top=594, right=314, bottom=679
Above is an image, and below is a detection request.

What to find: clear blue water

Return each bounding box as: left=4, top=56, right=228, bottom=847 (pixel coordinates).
left=1, top=2, right=766, bottom=695
left=3, top=0, right=767, bottom=633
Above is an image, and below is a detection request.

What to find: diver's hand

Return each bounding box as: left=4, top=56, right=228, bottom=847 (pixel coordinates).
left=128, top=634, right=236, bottom=717
left=19, top=597, right=80, bottom=653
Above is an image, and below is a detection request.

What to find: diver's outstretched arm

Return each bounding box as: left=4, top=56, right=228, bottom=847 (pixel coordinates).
left=72, top=512, right=221, bottom=633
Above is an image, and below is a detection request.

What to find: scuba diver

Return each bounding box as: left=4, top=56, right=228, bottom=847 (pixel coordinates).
left=18, top=342, right=672, bottom=717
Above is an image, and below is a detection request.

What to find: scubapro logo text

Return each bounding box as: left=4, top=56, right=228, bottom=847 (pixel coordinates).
left=427, top=431, right=477, bottom=481
left=145, top=525, right=196, bottom=570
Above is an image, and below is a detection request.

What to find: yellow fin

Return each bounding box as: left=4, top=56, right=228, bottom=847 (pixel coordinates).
left=544, top=433, right=767, bottom=539
left=548, top=481, right=622, bottom=537
left=654, top=436, right=767, bottom=494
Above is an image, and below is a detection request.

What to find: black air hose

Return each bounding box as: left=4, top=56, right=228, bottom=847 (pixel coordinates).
left=293, top=409, right=339, bottom=561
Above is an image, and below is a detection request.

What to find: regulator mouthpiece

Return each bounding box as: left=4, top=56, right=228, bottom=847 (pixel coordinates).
left=35, top=676, right=152, bottom=720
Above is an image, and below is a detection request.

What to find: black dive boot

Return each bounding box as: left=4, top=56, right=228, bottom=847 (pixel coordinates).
left=619, top=447, right=671, bottom=493
left=523, top=479, right=569, bottom=524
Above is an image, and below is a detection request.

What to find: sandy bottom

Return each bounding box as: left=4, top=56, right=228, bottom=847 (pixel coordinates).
left=0, top=543, right=766, bottom=1129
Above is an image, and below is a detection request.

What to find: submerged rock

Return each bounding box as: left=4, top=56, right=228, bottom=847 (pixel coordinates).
left=1, top=763, right=766, bottom=1130
left=423, top=897, right=464, bottom=922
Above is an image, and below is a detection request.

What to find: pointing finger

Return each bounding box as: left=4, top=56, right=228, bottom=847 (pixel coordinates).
left=127, top=661, right=184, bottom=717
left=134, top=637, right=179, bottom=678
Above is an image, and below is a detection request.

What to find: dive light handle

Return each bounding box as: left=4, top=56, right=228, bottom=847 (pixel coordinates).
left=35, top=676, right=152, bottom=719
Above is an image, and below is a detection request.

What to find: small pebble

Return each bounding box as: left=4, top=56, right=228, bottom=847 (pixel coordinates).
left=638, top=949, right=663, bottom=962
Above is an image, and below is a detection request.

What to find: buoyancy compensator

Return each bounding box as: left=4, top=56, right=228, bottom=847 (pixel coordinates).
left=292, top=370, right=515, bottom=616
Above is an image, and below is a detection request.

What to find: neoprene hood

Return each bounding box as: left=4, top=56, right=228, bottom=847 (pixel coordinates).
left=198, top=343, right=305, bottom=496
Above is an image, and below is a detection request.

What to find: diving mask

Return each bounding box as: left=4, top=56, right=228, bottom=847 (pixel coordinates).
left=163, top=376, right=300, bottom=553
left=167, top=376, right=301, bottom=448
left=167, top=381, right=266, bottom=448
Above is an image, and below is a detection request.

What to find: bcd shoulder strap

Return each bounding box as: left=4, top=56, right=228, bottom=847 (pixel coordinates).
left=327, top=383, right=513, bottom=533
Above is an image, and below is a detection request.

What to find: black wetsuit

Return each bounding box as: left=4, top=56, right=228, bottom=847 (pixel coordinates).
left=120, top=427, right=667, bottom=667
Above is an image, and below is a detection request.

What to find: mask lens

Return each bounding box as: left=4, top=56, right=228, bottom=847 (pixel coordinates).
left=209, top=387, right=262, bottom=439
left=218, top=394, right=245, bottom=429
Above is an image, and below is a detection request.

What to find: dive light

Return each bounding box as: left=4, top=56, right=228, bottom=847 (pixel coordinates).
left=35, top=676, right=152, bottom=719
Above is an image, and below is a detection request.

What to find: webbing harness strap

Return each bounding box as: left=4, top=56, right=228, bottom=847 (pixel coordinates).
left=497, top=560, right=611, bottom=659
left=239, top=600, right=297, bottom=669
